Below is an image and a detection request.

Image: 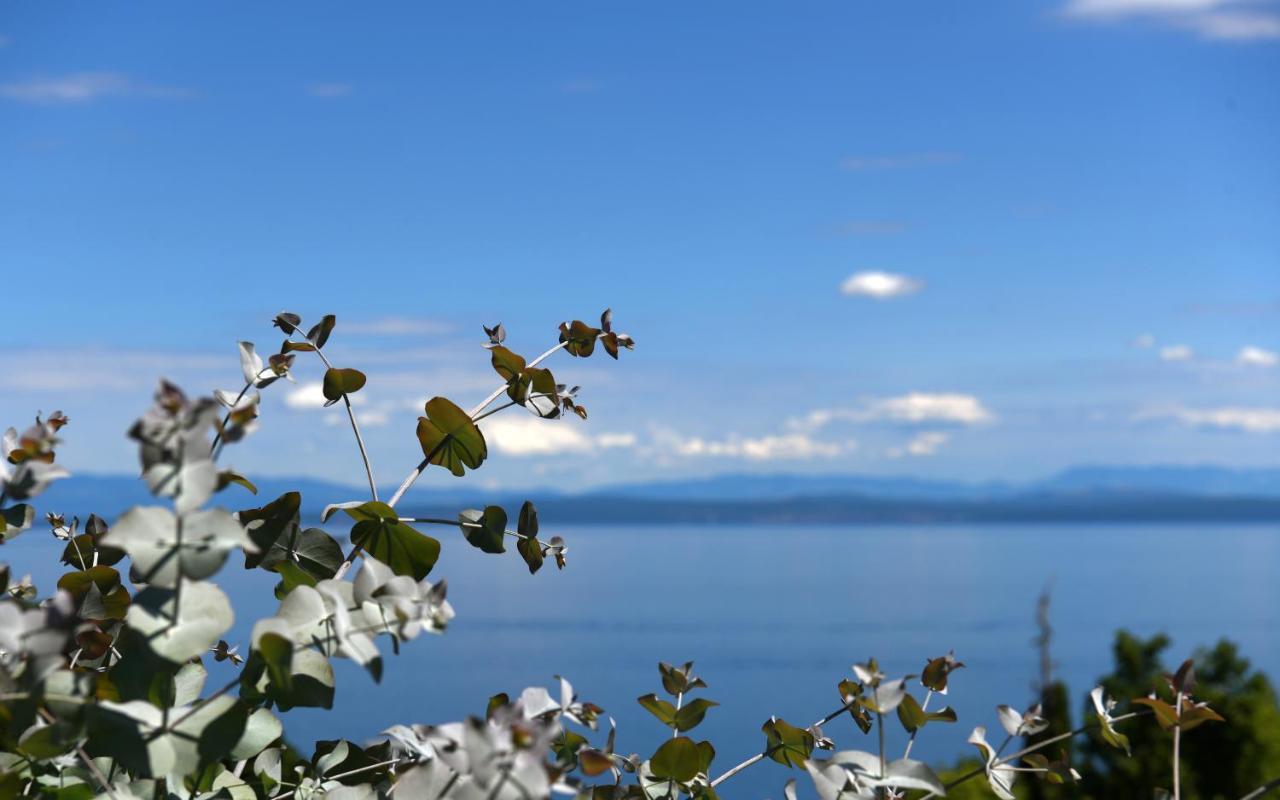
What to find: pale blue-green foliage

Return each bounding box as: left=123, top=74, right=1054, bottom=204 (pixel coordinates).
left=0, top=310, right=1248, bottom=800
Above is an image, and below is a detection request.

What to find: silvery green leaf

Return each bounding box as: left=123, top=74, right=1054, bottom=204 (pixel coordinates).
left=126, top=581, right=234, bottom=663
left=520, top=686, right=559, bottom=718
left=142, top=458, right=217, bottom=515
left=968, top=726, right=1015, bottom=800
left=866, top=678, right=907, bottom=713
left=238, top=341, right=278, bottom=388
left=0, top=503, right=36, bottom=541
left=395, top=763, right=458, bottom=798
left=997, top=705, right=1023, bottom=737
left=324, top=787, right=378, bottom=800
left=638, top=761, right=680, bottom=800
left=92, top=695, right=243, bottom=778
left=252, top=584, right=327, bottom=647
left=173, top=661, right=208, bottom=706
left=105, top=506, right=255, bottom=587
left=805, top=761, right=875, bottom=800
left=883, top=759, right=946, bottom=794
left=1, top=460, right=70, bottom=501
left=230, top=708, right=283, bottom=760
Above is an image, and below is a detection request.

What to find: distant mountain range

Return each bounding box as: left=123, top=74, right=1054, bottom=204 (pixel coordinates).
left=26, top=465, right=1280, bottom=524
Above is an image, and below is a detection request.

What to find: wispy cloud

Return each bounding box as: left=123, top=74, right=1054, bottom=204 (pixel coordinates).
left=1060, top=0, right=1280, bottom=40
left=482, top=416, right=634, bottom=456
left=796, top=393, right=995, bottom=430
left=839, top=152, right=962, bottom=171
left=840, top=270, right=924, bottom=299
left=1159, top=344, right=1194, bottom=362
left=1237, top=345, right=1278, bottom=367
left=1141, top=405, right=1280, bottom=433
left=887, top=431, right=951, bottom=458
left=306, top=82, right=353, bottom=98
left=340, top=317, right=454, bottom=337
left=0, top=72, right=192, bottom=104
left=673, top=432, right=849, bottom=461
left=1132, top=332, right=1156, bottom=349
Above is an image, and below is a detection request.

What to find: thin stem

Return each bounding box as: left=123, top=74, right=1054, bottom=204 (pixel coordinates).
left=710, top=753, right=766, bottom=788
left=471, top=400, right=518, bottom=423
left=1241, top=775, right=1280, bottom=799
left=274, top=758, right=404, bottom=800
left=398, top=517, right=554, bottom=549
left=877, top=712, right=886, bottom=800
left=385, top=341, right=568, bottom=510
left=902, top=689, right=934, bottom=760
left=710, top=699, right=859, bottom=789
left=156, top=675, right=241, bottom=735
left=1173, top=691, right=1183, bottom=800
left=38, top=708, right=117, bottom=799
left=921, top=710, right=1148, bottom=799
left=303, top=339, right=378, bottom=502
left=210, top=371, right=268, bottom=458
left=673, top=692, right=684, bottom=740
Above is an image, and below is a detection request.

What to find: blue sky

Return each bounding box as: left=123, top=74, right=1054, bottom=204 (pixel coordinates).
left=1, top=1, right=1278, bottom=492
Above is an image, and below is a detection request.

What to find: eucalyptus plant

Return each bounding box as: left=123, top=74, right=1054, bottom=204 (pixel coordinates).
left=0, top=310, right=1265, bottom=800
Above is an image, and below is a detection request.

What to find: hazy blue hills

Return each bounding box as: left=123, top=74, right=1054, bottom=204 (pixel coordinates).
left=22, top=465, right=1280, bottom=523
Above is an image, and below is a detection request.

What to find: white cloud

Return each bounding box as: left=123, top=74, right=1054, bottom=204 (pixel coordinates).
left=1060, top=0, right=1280, bottom=40
left=307, top=82, right=353, bottom=98
left=1159, top=344, right=1194, bottom=362
left=0, top=72, right=191, bottom=104
left=285, top=381, right=368, bottom=411
left=797, top=393, right=995, bottom=430
left=675, top=433, right=848, bottom=461
left=1237, top=345, right=1278, bottom=367
left=840, top=271, right=924, bottom=299
left=839, top=152, right=961, bottom=171
left=1133, top=333, right=1156, bottom=348
left=887, top=431, right=951, bottom=458
left=482, top=416, right=636, bottom=456
left=340, top=317, right=454, bottom=337
left=596, top=432, right=638, bottom=449
left=1143, top=406, right=1280, bottom=433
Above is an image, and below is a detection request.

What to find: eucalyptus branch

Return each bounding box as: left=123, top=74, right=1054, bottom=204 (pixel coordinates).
left=902, top=689, right=934, bottom=760
left=385, top=340, right=568, bottom=510
left=920, top=710, right=1149, bottom=799
left=1173, top=690, right=1184, bottom=800
left=210, top=367, right=271, bottom=458
left=400, top=517, right=554, bottom=549
left=293, top=333, right=379, bottom=502
left=274, top=758, right=406, bottom=800
left=37, top=707, right=118, bottom=800
left=709, top=699, right=859, bottom=789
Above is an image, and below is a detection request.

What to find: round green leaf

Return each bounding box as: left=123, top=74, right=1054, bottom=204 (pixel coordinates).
left=415, top=397, right=487, bottom=477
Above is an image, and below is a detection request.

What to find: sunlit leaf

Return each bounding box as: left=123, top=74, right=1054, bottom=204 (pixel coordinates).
left=415, top=397, right=487, bottom=477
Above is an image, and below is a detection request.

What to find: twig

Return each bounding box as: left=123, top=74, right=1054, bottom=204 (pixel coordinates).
left=274, top=758, right=404, bottom=800
left=385, top=341, right=567, bottom=510
left=921, top=710, right=1148, bottom=799
left=709, top=700, right=859, bottom=789
left=1173, top=691, right=1183, bottom=800
left=38, top=708, right=118, bottom=799
left=300, top=336, right=378, bottom=502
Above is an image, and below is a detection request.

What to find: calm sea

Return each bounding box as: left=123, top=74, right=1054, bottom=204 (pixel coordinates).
left=8, top=523, right=1278, bottom=793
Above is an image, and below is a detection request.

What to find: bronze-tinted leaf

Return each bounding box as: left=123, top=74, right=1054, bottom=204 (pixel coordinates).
left=415, top=397, right=487, bottom=477
left=307, top=314, right=337, bottom=349
left=322, top=368, right=366, bottom=406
